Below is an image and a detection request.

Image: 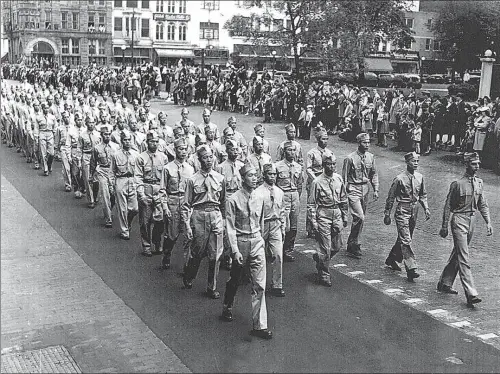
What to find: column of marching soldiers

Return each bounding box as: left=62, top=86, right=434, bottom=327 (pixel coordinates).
left=1, top=82, right=493, bottom=340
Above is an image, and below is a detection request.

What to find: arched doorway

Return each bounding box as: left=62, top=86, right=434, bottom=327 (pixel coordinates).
left=31, top=41, right=54, bottom=66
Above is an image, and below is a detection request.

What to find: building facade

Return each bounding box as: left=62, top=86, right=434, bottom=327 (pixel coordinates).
left=3, top=0, right=113, bottom=67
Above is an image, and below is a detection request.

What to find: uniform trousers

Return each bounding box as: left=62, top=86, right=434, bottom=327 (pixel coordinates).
left=438, top=213, right=478, bottom=298
left=347, top=184, right=369, bottom=247
left=222, top=190, right=238, bottom=262
left=283, top=190, right=300, bottom=253
left=223, top=233, right=268, bottom=330
left=262, top=219, right=283, bottom=289
left=70, top=149, right=84, bottom=193
left=163, top=194, right=191, bottom=264
left=386, top=203, right=418, bottom=271
left=95, top=166, right=113, bottom=225
left=60, top=146, right=72, bottom=189
left=39, top=131, right=54, bottom=172
left=184, top=208, right=223, bottom=291
left=115, top=176, right=139, bottom=237
left=82, top=153, right=96, bottom=203
left=315, top=207, right=343, bottom=282
left=306, top=173, right=321, bottom=234
left=138, top=184, right=164, bottom=253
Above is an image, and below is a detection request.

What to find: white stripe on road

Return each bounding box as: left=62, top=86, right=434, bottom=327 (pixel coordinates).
left=348, top=271, right=365, bottom=276
left=365, top=279, right=382, bottom=284
left=302, top=249, right=315, bottom=254
left=333, top=263, right=347, bottom=267
left=449, top=321, right=471, bottom=328
left=427, top=309, right=447, bottom=315
left=384, top=288, right=404, bottom=294
left=477, top=333, right=498, bottom=340
left=403, top=298, right=424, bottom=304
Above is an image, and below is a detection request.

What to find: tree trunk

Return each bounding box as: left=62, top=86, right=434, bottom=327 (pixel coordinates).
left=293, top=45, right=301, bottom=79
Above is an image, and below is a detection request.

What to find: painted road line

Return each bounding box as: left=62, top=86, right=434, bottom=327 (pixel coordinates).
left=449, top=321, right=471, bottom=328
left=384, top=288, right=404, bottom=294
left=403, top=298, right=424, bottom=304
left=333, top=263, right=347, bottom=268
left=365, top=280, right=382, bottom=284
left=302, top=249, right=316, bottom=254
left=348, top=271, right=365, bottom=276
left=477, top=333, right=498, bottom=340
left=427, top=309, right=447, bottom=315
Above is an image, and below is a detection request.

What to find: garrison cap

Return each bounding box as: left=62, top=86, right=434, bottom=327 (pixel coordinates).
left=356, top=132, right=370, bottom=143
left=285, top=123, right=296, bottom=132
left=223, top=126, right=234, bottom=136
left=100, top=124, right=113, bottom=133
left=173, top=125, right=184, bottom=135
left=404, top=151, right=419, bottom=162
left=138, top=107, right=146, bottom=114
left=464, top=152, right=480, bottom=163
left=315, top=128, right=328, bottom=139
left=254, top=123, right=264, bottom=132
left=174, top=138, right=187, bottom=148
left=121, top=130, right=132, bottom=139
left=225, top=139, right=238, bottom=149
left=111, top=92, right=117, bottom=97
left=262, top=163, right=276, bottom=174
left=196, top=144, right=212, bottom=157
left=252, top=135, right=264, bottom=144
left=202, top=108, right=211, bottom=116
left=146, top=130, right=159, bottom=140
left=195, top=133, right=207, bottom=144
left=181, top=107, right=189, bottom=114
left=321, top=150, right=336, bottom=163
left=227, top=116, right=236, bottom=124
left=239, top=161, right=257, bottom=177
left=283, top=140, right=296, bottom=150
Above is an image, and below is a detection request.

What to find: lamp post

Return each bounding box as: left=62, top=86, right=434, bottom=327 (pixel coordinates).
left=420, top=56, right=425, bottom=82
left=121, top=45, right=126, bottom=66
left=272, top=50, right=277, bottom=76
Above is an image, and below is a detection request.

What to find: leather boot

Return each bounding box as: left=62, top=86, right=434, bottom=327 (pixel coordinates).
left=161, top=238, right=175, bottom=269
left=47, top=154, right=54, bottom=173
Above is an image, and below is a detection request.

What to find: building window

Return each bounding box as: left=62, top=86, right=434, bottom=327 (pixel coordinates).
left=200, top=22, right=219, bottom=40
left=72, top=39, right=80, bottom=54
left=272, top=18, right=282, bottom=31
left=61, top=12, right=68, bottom=29
left=381, top=40, right=388, bottom=52
left=89, top=0, right=94, bottom=4
left=405, top=18, right=414, bottom=29
left=114, top=17, right=122, bottom=31
left=126, top=0, right=138, bottom=7
left=167, top=0, right=175, bottom=13
left=89, top=39, right=97, bottom=55
left=141, top=0, right=149, bottom=8
left=427, top=18, right=432, bottom=27
left=179, top=23, right=187, bottom=41
left=156, top=0, right=164, bottom=12
left=404, top=39, right=412, bottom=50
left=156, top=23, right=164, bottom=39
left=114, top=0, right=123, bottom=6
left=99, top=0, right=105, bottom=5
left=433, top=40, right=442, bottom=51
left=72, top=13, right=79, bottom=30
left=61, top=56, right=81, bottom=66
left=141, top=18, right=149, bottom=37
left=425, top=38, right=431, bottom=51
left=62, top=39, right=69, bottom=54
left=44, top=10, right=52, bottom=29
left=179, top=0, right=186, bottom=13
left=88, top=13, right=95, bottom=27
left=99, top=13, right=105, bottom=26
left=203, top=0, right=220, bottom=10
left=167, top=22, right=175, bottom=40
left=99, top=40, right=105, bottom=55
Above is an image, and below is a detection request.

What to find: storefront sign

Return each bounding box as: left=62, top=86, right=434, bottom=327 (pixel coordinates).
left=153, top=13, right=191, bottom=22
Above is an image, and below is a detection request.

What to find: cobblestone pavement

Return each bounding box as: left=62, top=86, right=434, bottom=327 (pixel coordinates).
left=148, top=96, right=500, bottom=350
left=1, top=175, right=190, bottom=373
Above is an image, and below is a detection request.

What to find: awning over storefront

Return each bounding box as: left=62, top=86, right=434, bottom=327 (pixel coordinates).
left=364, top=57, right=393, bottom=72
left=156, top=49, right=194, bottom=58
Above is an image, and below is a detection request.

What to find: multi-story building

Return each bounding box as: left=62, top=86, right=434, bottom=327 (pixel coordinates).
left=3, top=0, right=113, bottom=67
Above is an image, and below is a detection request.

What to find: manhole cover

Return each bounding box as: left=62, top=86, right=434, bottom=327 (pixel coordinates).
left=1, top=345, right=81, bottom=373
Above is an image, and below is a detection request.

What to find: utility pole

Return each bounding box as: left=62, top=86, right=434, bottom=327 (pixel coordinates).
left=131, top=8, right=135, bottom=69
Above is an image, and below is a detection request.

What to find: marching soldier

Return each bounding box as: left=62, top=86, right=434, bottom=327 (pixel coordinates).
left=222, top=116, right=248, bottom=161
left=157, top=111, right=174, bottom=145
left=255, top=163, right=286, bottom=296
left=342, top=132, right=379, bottom=258
left=221, top=162, right=273, bottom=340
left=160, top=137, right=195, bottom=270
left=36, top=102, right=57, bottom=176
left=128, top=118, right=146, bottom=152
left=91, top=124, right=120, bottom=228
left=110, top=116, right=126, bottom=146
left=176, top=107, right=196, bottom=136
left=276, top=141, right=304, bottom=262
left=276, top=123, right=304, bottom=166
left=196, top=108, right=220, bottom=141
left=79, top=116, right=102, bottom=208
left=111, top=130, right=140, bottom=240
left=250, top=123, right=270, bottom=154
left=247, top=136, right=272, bottom=186
left=438, top=152, right=492, bottom=307
left=306, top=129, right=334, bottom=237
left=56, top=111, right=74, bottom=192
left=384, top=152, right=430, bottom=282
left=205, top=124, right=225, bottom=164
left=181, top=145, right=226, bottom=299
left=136, top=130, right=169, bottom=256
left=66, top=112, right=86, bottom=198
left=308, top=152, right=348, bottom=287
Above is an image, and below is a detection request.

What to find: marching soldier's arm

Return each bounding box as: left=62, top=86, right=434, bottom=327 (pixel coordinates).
left=65, top=131, right=72, bottom=149
left=54, top=127, right=61, bottom=150
left=89, top=146, right=98, bottom=176
left=219, top=180, right=227, bottom=219
left=279, top=194, right=286, bottom=237
left=297, top=166, right=304, bottom=197
left=441, top=182, right=456, bottom=229
left=307, top=180, right=319, bottom=228
left=297, top=146, right=304, bottom=167
left=226, top=198, right=240, bottom=256
left=306, top=152, right=317, bottom=180
left=276, top=144, right=284, bottom=161
left=418, top=176, right=430, bottom=211
left=342, top=156, right=352, bottom=185
left=339, top=181, right=349, bottom=223
left=180, top=178, right=194, bottom=229
left=159, top=167, right=169, bottom=211
left=109, top=154, right=117, bottom=186
left=78, top=135, right=84, bottom=162
left=477, top=189, right=491, bottom=225
left=135, top=156, right=145, bottom=200
left=370, top=157, right=380, bottom=192
left=384, top=178, right=399, bottom=216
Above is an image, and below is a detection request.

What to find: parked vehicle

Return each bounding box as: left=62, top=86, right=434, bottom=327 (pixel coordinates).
left=357, top=71, right=379, bottom=87
left=399, top=73, right=422, bottom=89
left=426, top=74, right=446, bottom=84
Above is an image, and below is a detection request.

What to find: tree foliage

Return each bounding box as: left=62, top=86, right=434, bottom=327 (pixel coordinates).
left=431, top=1, right=500, bottom=73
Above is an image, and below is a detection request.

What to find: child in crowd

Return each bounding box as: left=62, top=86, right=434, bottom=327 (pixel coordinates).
left=412, top=121, right=422, bottom=154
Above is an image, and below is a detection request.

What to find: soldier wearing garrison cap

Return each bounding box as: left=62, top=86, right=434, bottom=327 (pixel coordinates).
left=438, top=152, right=492, bottom=307
left=66, top=109, right=86, bottom=198
left=247, top=135, right=272, bottom=186
left=159, top=135, right=195, bottom=270
left=196, top=108, right=220, bottom=141
left=136, top=129, right=169, bottom=256
left=79, top=115, right=102, bottom=208
left=384, top=152, right=430, bottom=282
left=308, top=151, right=348, bottom=287
left=255, top=162, right=287, bottom=296
left=306, top=128, right=334, bottom=237
left=36, top=98, right=57, bottom=176
left=221, top=161, right=273, bottom=340
left=225, top=116, right=248, bottom=161
left=250, top=123, right=271, bottom=154
left=181, top=143, right=226, bottom=299
left=276, top=123, right=304, bottom=166
left=55, top=110, right=74, bottom=192
left=342, top=132, right=379, bottom=259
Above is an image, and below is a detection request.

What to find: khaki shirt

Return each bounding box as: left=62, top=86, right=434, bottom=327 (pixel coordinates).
left=275, top=159, right=303, bottom=194
left=307, top=146, right=333, bottom=179
left=111, top=148, right=140, bottom=179
left=216, top=159, right=244, bottom=194
left=384, top=171, right=429, bottom=215
left=136, top=150, right=169, bottom=197
left=342, top=150, right=379, bottom=192
left=255, top=182, right=286, bottom=235
left=307, top=172, right=348, bottom=226
left=247, top=152, right=272, bottom=185
left=276, top=140, right=304, bottom=166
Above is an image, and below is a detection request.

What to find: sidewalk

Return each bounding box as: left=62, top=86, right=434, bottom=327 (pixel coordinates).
left=0, top=175, right=190, bottom=373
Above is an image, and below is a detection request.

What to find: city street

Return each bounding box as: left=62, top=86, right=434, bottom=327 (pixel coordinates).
left=1, top=87, right=500, bottom=372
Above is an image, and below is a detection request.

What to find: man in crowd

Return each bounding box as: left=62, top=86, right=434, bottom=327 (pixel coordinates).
left=56, top=110, right=74, bottom=192
left=79, top=116, right=101, bottom=208
left=247, top=136, right=272, bottom=186
left=36, top=102, right=57, bottom=176
left=276, top=123, right=304, bottom=166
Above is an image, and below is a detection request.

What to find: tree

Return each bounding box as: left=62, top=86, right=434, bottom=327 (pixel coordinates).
left=431, top=1, right=500, bottom=75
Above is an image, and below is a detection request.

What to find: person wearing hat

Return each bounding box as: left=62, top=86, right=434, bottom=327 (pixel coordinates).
left=55, top=110, right=74, bottom=192
left=157, top=111, right=174, bottom=146
left=159, top=137, right=195, bottom=270
left=143, top=101, right=156, bottom=124
left=276, top=123, right=304, bottom=166
left=383, top=152, right=430, bottom=282
left=107, top=91, right=120, bottom=114
left=136, top=107, right=150, bottom=134
left=342, top=132, right=379, bottom=259
left=90, top=124, right=120, bottom=228
left=188, top=133, right=215, bottom=172
left=250, top=123, right=271, bottom=155
left=181, top=145, right=226, bottom=299
left=136, top=130, right=169, bottom=256
left=111, top=130, right=140, bottom=240
left=110, top=116, right=126, bottom=146
left=205, top=124, right=225, bottom=164
left=307, top=151, right=348, bottom=287
left=221, top=161, right=272, bottom=340
left=216, top=139, right=245, bottom=270
left=247, top=136, right=272, bottom=186
left=128, top=117, right=146, bottom=152
left=79, top=115, right=102, bottom=208
left=196, top=108, right=220, bottom=141
left=438, top=152, right=492, bottom=307
left=276, top=141, right=304, bottom=263
left=306, top=129, right=334, bottom=237
left=143, top=121, right=168, bottom=154
left=224, top=116, right=248, bottom=161
left=472, top=107, right=492, bottom=159
left=176, top=108, right=196, bottom=136
left=255, top=162, right=286, bottom=296
left=66, top=111, right=86, bottom=198
left=36, top=101, right=57, bottom=176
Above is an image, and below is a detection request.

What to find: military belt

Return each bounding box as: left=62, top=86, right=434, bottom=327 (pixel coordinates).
left=193, top=203, right=220, bottom=212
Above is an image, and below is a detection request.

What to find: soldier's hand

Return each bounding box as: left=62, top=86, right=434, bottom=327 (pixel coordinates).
left=186, top=227, right=193, bottom=240
left=312, top=222, right=319, bottom=234
left=384, top=215, right=391, bottom=225
left=164, top=208, right=172, bottom=219
left=425, top=208, right=431, bottom=221
left=486, top=223, right=493, bottom=236
left=233, top=251, right=243, bottom=265
left=373, top=191, right=379, bottom=201
left=439, top=227, right=448, bottom=238
left=343, top=220, right=348, bottom=228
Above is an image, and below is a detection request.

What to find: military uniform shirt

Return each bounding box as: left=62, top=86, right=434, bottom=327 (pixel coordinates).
left=384, top=171, right=429, bottom=215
